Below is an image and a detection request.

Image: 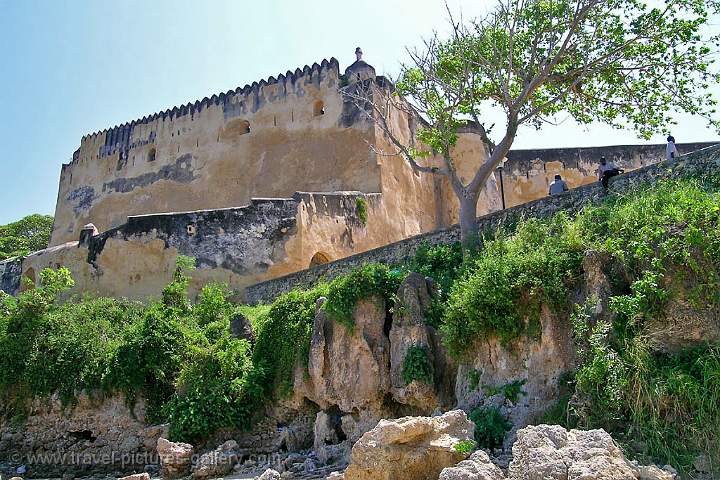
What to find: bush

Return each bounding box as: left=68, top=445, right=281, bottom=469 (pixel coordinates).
left=402, top=346, right=434, bottom=385
left=323, top=263, right=403, bottom=328
left=442, top=215, right=584, bottom=356
left=469, top=406, right=512, bottom=449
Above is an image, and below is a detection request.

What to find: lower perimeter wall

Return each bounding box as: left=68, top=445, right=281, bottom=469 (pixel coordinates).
left=247, top=143, right=720, bottom=304
left=0, top=393, right=167, bottom=477
left=0, top=190, right=418, bottom=301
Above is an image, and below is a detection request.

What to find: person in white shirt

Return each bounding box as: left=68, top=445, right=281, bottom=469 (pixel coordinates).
left=597, top=156, right=624, bottom=189
left=549, top=174, right=569, bottom=195
left=666, top=135, right=679, bottom=161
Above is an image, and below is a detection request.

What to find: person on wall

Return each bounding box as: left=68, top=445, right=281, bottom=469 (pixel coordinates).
left=597, top=156, right=624, bottom=189
left=549, top=174, right=569, bottom=195
left=666, top=135, right=679, bottom=160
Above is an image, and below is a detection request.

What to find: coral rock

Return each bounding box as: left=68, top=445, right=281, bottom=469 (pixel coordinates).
left=343, top=410, right=473, bottom=480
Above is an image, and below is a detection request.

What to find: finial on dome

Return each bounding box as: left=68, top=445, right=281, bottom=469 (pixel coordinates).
left=355, top=47, right=363, bottom=62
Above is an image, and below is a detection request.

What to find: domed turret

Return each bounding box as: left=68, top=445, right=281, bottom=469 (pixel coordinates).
left=344, top=47, right=376, bottom=84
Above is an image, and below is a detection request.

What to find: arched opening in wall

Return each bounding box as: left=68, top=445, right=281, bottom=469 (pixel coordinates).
left=309, top=252, right=331, bottom=268
left=239, top=120, right=250, bottom=134
left=313, top=100, right=325, bottom=117
left=148, top=147, right=156, bottom=162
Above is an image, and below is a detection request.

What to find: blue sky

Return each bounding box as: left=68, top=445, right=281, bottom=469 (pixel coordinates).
left=0, top=0, right=718, bottom=225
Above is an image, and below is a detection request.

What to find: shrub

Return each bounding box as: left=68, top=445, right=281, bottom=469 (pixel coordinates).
left=482, top=380, right=527, bottom=403
left=442, top=215, right=583, bottom=356
left=453, top=439, right=476, bottom=455
left=469, top=406, right=512, bottom=449
left=407, top=242, right=465, bottom=327
left=356, top=197, right=368, bottom=225
left=402, top=345, right=434, bottom=385
left=323, top=263, right=403, bottom=328
left=248, top=283, right=329, bottom=399
left=165, top=335, right=253, bottom=442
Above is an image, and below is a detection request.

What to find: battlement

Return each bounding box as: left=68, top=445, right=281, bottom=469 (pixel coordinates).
left=71, top=57, right=341, bottom=164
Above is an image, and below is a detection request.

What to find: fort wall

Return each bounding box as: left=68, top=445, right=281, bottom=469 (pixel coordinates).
left=50, top=59, right=385, bottom=246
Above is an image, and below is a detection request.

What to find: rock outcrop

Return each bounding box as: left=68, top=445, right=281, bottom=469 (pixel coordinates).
left=343, top=410, right=473, bottom=480
left=157, top=437, right=194, bottom=479
left=296, top=296, right=392, bottom=413
left=389, top=273, right=456, bottom=411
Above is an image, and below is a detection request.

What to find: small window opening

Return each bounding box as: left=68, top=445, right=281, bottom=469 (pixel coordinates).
left=310, top=252, right=331, bottom=268
left=187, top=224, right=197, bottom=236
left=240, top=120, right=250, bottom=134
left=313, top=100, right=325, bottom=116
left=148, top=147, right=156, bottom=162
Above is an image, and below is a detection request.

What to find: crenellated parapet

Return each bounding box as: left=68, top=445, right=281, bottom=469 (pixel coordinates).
left=73, top=57, right=341, bottom=164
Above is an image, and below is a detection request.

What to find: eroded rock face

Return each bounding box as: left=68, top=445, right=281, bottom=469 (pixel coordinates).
left=192, top=439, right=239, bottom=479
left=343, top=410, right=473, bottom=480
left=157, top=437, right=194, bottom=479
left=389, top=273, right=456, bottom=412
left=508, top=425, right=637, bottom=480
left=0, top=393, right=166, bottom=477
left=296, top=296, right=391, bottom=413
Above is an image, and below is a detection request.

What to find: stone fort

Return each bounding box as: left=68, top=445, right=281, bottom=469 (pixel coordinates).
left=0, top=51, right=713, bottom=300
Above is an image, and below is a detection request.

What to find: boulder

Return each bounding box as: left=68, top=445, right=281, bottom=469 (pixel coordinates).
left=156, top=437, right=194, bottom=479
left=343, top=410, right=473, bottom=480
left=192, top=439, right=239, bottom=479
left=118, top=474, right=151, bottom=480
left=508, top=425, right=637, bottom=480
left=256, top=468, right=281, bottom=480
left=438, top=450, right=506, bottom=480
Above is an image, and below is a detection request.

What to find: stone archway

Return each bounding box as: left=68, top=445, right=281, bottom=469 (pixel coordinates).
left=309, top=252, right=331, bottom=268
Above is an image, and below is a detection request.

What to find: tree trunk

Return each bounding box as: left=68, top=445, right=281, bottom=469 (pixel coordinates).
left=459, top=194, right=481, bottom=255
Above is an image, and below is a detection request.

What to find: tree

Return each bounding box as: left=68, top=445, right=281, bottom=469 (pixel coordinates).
left=345, top=0, right=720, bottom=252
left=0, top=214, right=54, bottom=260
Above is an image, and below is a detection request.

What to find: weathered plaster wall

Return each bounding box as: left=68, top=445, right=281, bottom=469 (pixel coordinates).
left=9, top=191, right=413, bottom=301
left=50, top=59, right=382, bottom=246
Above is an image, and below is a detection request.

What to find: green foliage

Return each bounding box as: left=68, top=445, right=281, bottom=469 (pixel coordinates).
left=453, top=439, right=476, bottom=455
left=402, top=345, right=434, bottom=385
left=569, top=180, right=720, bottom=472
left=164, top=335, right=253, bottom=442
left=482, top=380, right=527, bottom=403
left=406, top=242, right=466, bottom=327
left=469, top=406, right=512, bottom=449
left=0, top=214, right=54, bottom=260
left=247, top=284, right=328, bottom=400
left=323, top=263, right=403, bottom=328
left=467, top=368, right=482, bottom=391
left=356, top=197, right=368, bottom=226
left=161, top=255, right=196, bottom=312
left=442, top=215, right=584, bottom=355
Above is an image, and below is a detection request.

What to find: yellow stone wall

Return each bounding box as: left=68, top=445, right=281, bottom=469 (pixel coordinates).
left=51, top=60, right=382, bottom=246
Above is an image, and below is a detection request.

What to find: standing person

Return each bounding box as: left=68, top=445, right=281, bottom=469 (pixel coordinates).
left=549, top=174, right=569, bottom=195
left=597, top=156, right=624, bottom=189
left=666, top=135, right=679, bottom=160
